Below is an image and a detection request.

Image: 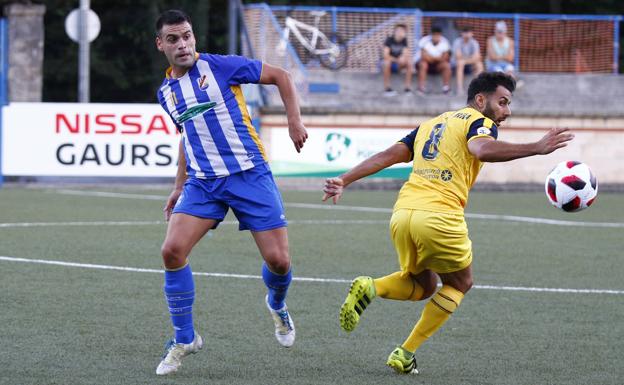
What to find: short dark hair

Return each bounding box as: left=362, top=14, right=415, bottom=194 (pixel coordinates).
left=156, top=9, right=192, bottom=35
left=467, top=72, right=516, bottom=103
left=461, top=26, right=473, bottom=32
left=431, top=26, right=442, bottom=34
left=394, top=23, right=407, bottom=31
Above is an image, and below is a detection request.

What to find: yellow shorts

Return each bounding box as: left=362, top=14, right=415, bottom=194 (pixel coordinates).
left=389, top=209, right=472, bottom=275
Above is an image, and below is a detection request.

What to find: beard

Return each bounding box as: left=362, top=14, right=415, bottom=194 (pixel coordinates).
left=482, top=101, right=497, bottom=123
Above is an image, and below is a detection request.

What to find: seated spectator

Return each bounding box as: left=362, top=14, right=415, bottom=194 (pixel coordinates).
left=486, top=21, right=515, bottom=75
left=382, top=24, right=413, bottom=96
left=452, top=26, right=484, bottom=94
left=415, top=26, right=451, bottom=94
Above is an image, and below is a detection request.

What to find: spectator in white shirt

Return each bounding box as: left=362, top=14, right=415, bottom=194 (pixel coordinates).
left=415, top=26, right=451, bottom=94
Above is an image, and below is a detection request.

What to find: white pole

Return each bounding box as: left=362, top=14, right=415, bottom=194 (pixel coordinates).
left=78, top=0, right=90, bottom=102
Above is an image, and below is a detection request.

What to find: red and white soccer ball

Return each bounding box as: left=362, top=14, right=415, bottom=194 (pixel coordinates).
left=545, top=161, right=598, bottom=212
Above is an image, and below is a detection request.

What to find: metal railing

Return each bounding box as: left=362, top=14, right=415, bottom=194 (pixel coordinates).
left=243, top=4, right=622, bottom=74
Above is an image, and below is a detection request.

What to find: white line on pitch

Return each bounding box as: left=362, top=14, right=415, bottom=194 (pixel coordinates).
left=0, top=219, right=388, bottom=228
left=1, top=255, right=623, bottom=295
left=52, top=189, right=624, bottom=228
left=0, top=220, right=164, bottom=228
left=286, top=203, right=624, bottom=228
left=55, top=189, right=165, bottom=200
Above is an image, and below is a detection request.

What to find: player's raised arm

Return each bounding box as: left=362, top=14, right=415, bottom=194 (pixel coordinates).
left=164, top=139, right=188, bottom=221
left=259, top=63, right=308, bottom=153
left=323, top=142, right=413, bottom=204
left=468, top=127, right=574, bottom=163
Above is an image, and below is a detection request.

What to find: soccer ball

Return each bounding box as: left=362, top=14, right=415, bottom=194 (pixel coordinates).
left=545, top=161, right=597, bottom=212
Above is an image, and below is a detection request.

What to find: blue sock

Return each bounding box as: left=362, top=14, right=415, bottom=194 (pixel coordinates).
left=163, top=263, right=195, bottom=344
left=262, top=263, right=292, bottom=310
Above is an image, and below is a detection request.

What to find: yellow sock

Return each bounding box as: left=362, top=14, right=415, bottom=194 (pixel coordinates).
left=401, top=285, right=464, bottom=353
left=373, top=271, right=424, bottom=301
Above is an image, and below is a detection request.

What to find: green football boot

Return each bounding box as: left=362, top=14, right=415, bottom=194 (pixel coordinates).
left=386, top=346, right=418, bottom=374
left=339, top=276, right=376, bottom=332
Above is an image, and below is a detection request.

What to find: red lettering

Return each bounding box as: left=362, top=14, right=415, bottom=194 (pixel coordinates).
left=95, top=114, right=116, bottom=134
left=146, top=115, right=171, bottom=135
left=56, top=114, right=79, bottom=134
left=121, top=114, right=142, bottom=134
left=55, top=112, right=177, bottom=135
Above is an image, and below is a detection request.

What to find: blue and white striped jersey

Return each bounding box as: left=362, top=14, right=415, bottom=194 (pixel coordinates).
left=157, top=53, right=267, bottom=178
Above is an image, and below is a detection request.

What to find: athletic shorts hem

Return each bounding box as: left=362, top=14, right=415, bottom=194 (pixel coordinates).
left=171, top=209, right=223, bottom=228
left=404, top=258, right=472, bottom=275
left=243, top=222, right=288, bottom=232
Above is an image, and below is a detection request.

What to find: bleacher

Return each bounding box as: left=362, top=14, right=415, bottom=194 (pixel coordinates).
left=242, top=4, right=624, bottom=118
left=270, top=70, right=624, bottom=118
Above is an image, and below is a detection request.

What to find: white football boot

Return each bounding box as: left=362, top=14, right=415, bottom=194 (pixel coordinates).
left=156, top=333, right=203, bottom=375
left=265, top=295, right=296, bottom=347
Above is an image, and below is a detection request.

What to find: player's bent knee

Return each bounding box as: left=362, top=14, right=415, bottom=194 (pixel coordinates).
left=263, top=251, right=291, bottom=274
left=463, top=277, right=474, bottom=293
left=161, top=242, right=188, bottom=269
left=417, top=272, right=438, bottom=299
left=266, top=259, right=290, bottom=275
left=451, top=276, right=473, bottom=294
left=421, top=284, right=437, bottom=299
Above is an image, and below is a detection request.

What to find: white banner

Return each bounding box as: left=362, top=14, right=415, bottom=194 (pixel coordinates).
left=2, top=103, right=180, bottom=176
left=269, top=127, right=414, bottom=176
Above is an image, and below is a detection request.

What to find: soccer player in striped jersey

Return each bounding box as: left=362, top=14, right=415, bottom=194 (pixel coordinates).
left=323, top=72, right=573, bottom=374
left=154, top=10, right=307, bottom=375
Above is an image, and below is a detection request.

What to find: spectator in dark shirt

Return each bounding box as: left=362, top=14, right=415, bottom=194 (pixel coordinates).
left=382, top=24, right=413, bottom=96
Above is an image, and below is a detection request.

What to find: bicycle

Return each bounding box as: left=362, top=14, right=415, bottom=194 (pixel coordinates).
left=276, top=10, right=349, bottom=70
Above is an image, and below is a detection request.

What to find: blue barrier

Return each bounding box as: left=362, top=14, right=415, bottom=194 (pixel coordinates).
left=245, top=3, right=622, bottom=74
left=615, top=20, right=621, bottom=74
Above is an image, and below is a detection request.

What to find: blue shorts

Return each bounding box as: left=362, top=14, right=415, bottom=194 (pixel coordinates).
left=172, top=163, right=287, bottom=232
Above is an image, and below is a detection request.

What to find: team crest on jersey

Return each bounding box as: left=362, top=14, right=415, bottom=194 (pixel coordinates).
left=197, top=75, right=209, bottom=91
left=477, top=127, right=491, bottom=136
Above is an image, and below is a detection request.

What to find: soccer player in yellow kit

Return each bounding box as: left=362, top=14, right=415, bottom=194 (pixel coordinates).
left=323, top=72, right=574, bottom=374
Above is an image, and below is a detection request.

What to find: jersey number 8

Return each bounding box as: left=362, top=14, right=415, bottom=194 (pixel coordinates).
left=421, top=123, right=446, bottom=161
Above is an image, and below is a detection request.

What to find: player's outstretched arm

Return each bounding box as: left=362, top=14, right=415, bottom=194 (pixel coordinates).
left=323, top=143, right=412, bottom=204
left=164, top=139, right=188, bottom=221
left=468, top=127, right=574, bottom=163
left=259, top=63, right=308, bottom=153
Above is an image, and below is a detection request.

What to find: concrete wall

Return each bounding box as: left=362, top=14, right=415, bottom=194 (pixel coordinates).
left=4, top=3, right=46, bottom=102
left=260, top=112, right=624, bottom=184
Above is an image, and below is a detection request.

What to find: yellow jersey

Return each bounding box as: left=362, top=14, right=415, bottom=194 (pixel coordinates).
left=394, top=107, right=498, bottom=214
